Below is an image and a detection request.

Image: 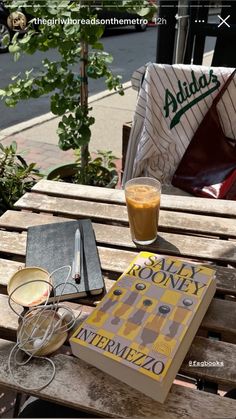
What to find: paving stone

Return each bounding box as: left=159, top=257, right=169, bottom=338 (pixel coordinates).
left=1, top=136, right=122, bottom=187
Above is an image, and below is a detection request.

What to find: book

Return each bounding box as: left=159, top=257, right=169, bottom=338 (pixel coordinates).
left=26, top=219, right=105, bottom=300
left=70, top=251, right=216, bottom=403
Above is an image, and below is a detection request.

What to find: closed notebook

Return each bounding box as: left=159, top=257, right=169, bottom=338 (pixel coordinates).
left=70, top=251, right=216, bottom=403
left=26, top=219, right=105, bottom=300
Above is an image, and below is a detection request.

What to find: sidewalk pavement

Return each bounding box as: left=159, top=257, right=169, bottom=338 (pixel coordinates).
left=1, top=82, right=137, bottom=176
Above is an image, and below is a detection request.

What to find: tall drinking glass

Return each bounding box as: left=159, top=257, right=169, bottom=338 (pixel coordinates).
left=125, top=177, right=161, bottom=245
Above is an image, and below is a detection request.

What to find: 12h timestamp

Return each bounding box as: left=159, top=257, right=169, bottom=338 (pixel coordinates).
left=153, top=17, right=167, bottom=25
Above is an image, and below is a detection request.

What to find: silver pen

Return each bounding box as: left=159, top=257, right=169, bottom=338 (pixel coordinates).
left=72, top=228, right=81, bottom=283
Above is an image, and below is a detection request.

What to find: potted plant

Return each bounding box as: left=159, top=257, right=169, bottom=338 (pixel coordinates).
left=0, top=141, right=41, bottom=215
left=0, top=0, right=155, bottom=187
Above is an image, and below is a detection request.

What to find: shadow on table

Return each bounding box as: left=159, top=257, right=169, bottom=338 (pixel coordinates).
left=142, top=235, right=180, bottom=256
left=19, top=398, right=100, bottom=418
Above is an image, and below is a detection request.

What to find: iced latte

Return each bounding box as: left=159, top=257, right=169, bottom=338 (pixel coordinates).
left=125, top=178, right=161, bottom=245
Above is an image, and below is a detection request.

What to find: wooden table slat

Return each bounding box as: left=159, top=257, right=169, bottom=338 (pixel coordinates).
left=0, top=210, right=68, bottom=231
left=0, top=295, right=18, bottom=341
left=32, top=179, right=126, bottom=204
left=181, top=336, right=236, bottom=386
left=0, top=258, right=24, bottom=288
left=0, top=339, right=235, bottom=418
left=0, top=230, right=26, bottom=256
left=13, top=193, right=236, bottom=238
left=1, top=211, right=236, bottom=264
left=1, top=224, right=236, bottom=296
left=1, top=226, right=236, bottom=295
left=15, top=192, right=127, bottom=224
left=32, top=179, right=236, bottom=217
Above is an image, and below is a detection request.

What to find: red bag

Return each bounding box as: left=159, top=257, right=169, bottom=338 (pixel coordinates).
left=172, top=69, right=236, bottom=199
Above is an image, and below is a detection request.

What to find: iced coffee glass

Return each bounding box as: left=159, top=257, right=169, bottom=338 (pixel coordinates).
left=125, top=177, right=161, bottom=245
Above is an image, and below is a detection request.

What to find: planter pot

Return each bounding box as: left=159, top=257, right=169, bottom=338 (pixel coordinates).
left=46, top=163, right=118, bottom=188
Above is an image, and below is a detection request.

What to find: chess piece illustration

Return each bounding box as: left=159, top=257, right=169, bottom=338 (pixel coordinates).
left=165, top=299, right=192, bottom=340
left=123, top=308, right=147, bottom=336
left=140, top=304, right=170, bottom=347
left=111, top=290, right=139, bottom=325
left=93, top=295, right=117, bottom=323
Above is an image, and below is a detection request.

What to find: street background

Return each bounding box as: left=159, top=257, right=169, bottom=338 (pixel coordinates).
left=1, top=23, right=215, bottom=129
left=0, top=26, right=158, bottom=129
left=0, top=24, right=215, bottom=174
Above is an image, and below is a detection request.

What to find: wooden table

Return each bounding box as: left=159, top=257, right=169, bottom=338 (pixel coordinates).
left=0, top=179, right=236, bottom=418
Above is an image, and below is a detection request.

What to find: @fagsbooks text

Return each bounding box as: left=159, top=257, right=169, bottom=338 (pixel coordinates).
left=189, top=360, right=224, bottom=367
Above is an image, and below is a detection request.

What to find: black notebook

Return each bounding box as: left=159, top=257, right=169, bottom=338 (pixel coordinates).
left=26, top=219, right=105, bottom=300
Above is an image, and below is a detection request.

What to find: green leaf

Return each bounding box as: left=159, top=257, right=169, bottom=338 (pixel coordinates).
left=105, top=56, right=113, bottom=64
left=2, top=34, right=10, bottom=46
left=19, top=35, right=32, bottom=44
left=9, top=44, right=21, bottom=53
left=5, top=98, right=17, bottom=107
left=92, top=42, right=104, bottom=50
left=137, top=7, right=152, bottom=16
left=12, top=87, right=21, bottom=94
left=16, top=154, right=28, bottom=167
left=24, top=79, right=33, bottom=88
left=11, top=141, right=17, bottom=153
left=12, top=32, right=19, bottom=43
left=27, top=162, right=37, bottom=171
left=64, top=25, right=77, bottom=36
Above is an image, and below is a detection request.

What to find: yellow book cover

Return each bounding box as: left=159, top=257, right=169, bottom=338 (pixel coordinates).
left=70, top=252, right=216, bottom=403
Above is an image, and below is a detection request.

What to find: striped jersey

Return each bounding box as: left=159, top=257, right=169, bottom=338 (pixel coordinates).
left=123, top=64, right=236, bottom=184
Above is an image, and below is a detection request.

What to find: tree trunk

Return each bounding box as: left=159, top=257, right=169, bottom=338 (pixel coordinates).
left=80, top=39, right=89, bottom=182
